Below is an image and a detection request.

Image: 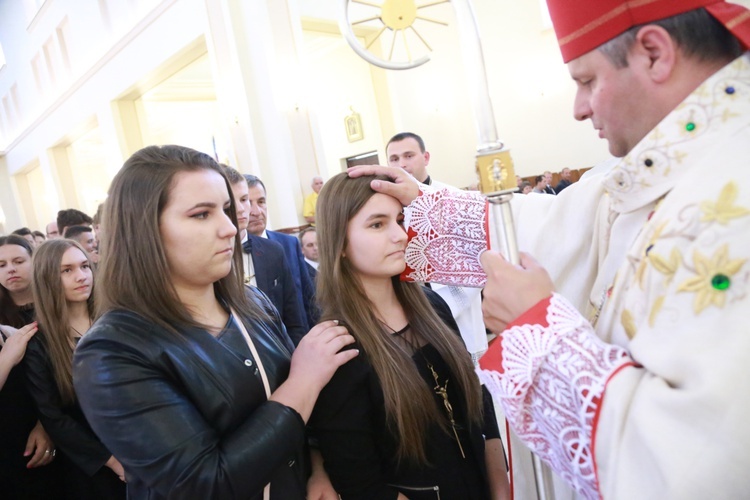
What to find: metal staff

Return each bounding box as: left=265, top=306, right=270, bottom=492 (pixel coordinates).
left=339, top=1, right=554, bottom=498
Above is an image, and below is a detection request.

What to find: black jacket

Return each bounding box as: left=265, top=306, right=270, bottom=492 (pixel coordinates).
left=73, top=288, right=307, bottom=500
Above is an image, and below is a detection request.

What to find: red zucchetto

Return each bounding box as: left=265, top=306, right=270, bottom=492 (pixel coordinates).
left=545, top=0, right=750, bottom=62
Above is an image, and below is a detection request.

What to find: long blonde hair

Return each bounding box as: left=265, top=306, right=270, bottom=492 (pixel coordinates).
left=316, top=173, right=482, bottom=464
left=32, top=239, right=95, bottom=405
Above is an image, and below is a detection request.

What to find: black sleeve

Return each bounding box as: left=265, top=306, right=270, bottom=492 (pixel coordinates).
left=294, top=242, right=317, bottom=329
left=279, top=261, right=309, bottom=346
left=23, top=337, right=111, bottom=476
left=309, top=354, right=400, bottom=500
left=245, top=285, right=295, bottom=353
left=73, top=329, right=306, bottom=499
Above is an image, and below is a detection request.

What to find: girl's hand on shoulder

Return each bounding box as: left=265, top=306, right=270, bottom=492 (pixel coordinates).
left=290, top=320, right=358, bottom=393
left=0, top=322, right=37, bottom=366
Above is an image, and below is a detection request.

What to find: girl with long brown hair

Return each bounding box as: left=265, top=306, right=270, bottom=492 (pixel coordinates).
left=72, top=145, right=357, bottom=499
left=0, top=235, right=63, bottom=499
left=24, top=239, right=125, bottom=499
left=310, top=173, right=510, bottom=499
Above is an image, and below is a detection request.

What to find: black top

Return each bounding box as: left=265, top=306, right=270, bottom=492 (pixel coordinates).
left=1, top=305, right=65, bottom=499
left=73, top=287, right=306, bottom=500
left=310, top=290, right=499, bottom=500
left=24, top=334, right=114, bottom=477
left=1, top=306, right=38, bottom=462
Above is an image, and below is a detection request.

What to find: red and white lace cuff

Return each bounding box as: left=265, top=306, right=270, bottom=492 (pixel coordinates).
left=401, top=186, right=490, bottom=287
left=478, top=293, right=634, bottom=500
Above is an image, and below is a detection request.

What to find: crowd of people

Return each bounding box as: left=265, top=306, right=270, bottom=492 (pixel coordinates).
left=1, top=1, right=749, bottom=499
left=1, top=144, right=511, bottom=499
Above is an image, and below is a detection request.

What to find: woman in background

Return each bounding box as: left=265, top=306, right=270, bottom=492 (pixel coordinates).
left=0, top=235, right=61, bottom=499
left=310, top=173, right=510, bottom=499
left=25, top=239, right=125, bottom=499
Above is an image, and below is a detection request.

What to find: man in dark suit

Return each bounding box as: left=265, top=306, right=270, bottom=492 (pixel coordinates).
left=244, top=174, right=317, bottom=330
left=555, top=168, right=573, bottom=193
left=223, top=166, right=308, bottom=345
left=543, top=171, right=557, bottom=195
left=242, top=235, right=307, bottom=345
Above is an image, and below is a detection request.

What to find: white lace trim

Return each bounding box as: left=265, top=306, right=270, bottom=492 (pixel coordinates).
left=478, top=294, right=631, bottom=500
left=404, top=187, right=488, bottom=287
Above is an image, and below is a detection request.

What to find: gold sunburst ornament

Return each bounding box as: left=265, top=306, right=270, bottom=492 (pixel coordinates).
left=343, top=0, right=449, bottom=68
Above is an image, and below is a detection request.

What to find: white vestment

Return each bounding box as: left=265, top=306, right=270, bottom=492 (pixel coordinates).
left=403, top=54, right=750, bottom=499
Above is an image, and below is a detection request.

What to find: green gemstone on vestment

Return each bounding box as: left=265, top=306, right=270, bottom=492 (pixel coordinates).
left=686, top=122, right=696, bottom=132
left=711, top=274, right=730, bottom=291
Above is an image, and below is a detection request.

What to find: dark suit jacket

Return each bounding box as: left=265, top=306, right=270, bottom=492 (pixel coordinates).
left=243, top=235, right=307, bottom=345
left=266, top=231, right=316, bottom=329
left=556, top=179, right=572, bottom=193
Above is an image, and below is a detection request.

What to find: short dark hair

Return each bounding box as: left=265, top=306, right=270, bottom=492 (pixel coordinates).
left=298, top=226, right=316, bottom=245
left=386, top=132, right=426, bottom=153
left=64, top=225, right=94, bottom=240
left=599, top=8, right=743, bottom=68
left=57, top=209, right=92, bottom=235
left=244, top=174, right=266, bottom=194
left=221, top=164, right=245, bottom=186
left=11, top=227, right=32, bottom=237
left=534, top=175, right=544, bottom=184
left=32, top=230, right=45, bottom=239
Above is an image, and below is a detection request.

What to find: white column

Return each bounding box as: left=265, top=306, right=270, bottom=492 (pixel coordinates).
left=203, top=0, right=317, bottom=229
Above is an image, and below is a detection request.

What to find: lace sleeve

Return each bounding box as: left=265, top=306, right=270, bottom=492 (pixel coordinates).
left=478, top=294, right=634, bottom=500
left=401, top=186, right=489, bottom=287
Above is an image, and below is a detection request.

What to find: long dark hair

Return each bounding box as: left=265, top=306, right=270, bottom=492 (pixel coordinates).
left=0, top=235, right=34, bottom=327
left=316, top=173, right=482, bottom=464
left=32, top=239, right=95, bottom=404
left=96, top=145, right=262, bottom=334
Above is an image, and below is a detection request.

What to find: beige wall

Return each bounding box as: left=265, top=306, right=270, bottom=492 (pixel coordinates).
left=2, top=0, right=749, bottom=231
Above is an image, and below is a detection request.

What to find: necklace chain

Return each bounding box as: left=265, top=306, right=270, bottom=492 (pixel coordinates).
left=70, top=321, right=91, bottom=338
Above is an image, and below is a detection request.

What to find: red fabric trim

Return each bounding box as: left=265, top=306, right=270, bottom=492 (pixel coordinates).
left=479, top=335, right=505, bottom=374
left=590, top=361, right=639, bottom=498
left=507, top=295, right=553, bottom=329
left=478, top=296, right=552, bottom=373
left=400, top=189, right=425, bottom=282
left=706, top=3, right=750, bottom=50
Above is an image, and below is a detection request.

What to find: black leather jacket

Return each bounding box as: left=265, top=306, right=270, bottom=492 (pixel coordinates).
left=73, top=289, right=307, bottom=499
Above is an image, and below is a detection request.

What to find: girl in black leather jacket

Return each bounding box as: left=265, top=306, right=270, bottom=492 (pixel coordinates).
left=73, top=145, right=357, bottom=500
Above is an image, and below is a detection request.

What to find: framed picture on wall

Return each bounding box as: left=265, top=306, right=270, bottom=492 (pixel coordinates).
left=345, top=107, right=364, bottom=142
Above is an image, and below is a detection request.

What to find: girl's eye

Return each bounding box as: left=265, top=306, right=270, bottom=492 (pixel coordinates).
left=370, top=222, right=382, bottom=229
left=82, top=264, right=90, bottom=270
left=192, top=211, right=209, bottom=220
